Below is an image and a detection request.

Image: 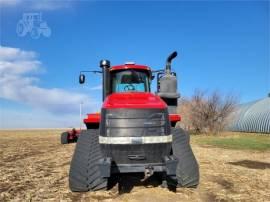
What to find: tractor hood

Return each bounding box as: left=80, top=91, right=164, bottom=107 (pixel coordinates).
left=102, top=92, right=167, bottom=109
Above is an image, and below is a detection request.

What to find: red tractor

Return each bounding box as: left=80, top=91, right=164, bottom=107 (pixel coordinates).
left=69, top=52, right=199, bottom=191
left=60, top=128, right=80, bottom=144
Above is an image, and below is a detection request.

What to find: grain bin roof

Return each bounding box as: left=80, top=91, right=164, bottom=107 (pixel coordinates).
left=228, top=95, right=270, bottom=134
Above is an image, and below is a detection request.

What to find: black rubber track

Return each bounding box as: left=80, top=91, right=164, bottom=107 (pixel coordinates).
left=61, top=132, right=68, bottom=144
left=69, top=129, right=108, bottom=192
left=172, top=128, right=199, bottom=187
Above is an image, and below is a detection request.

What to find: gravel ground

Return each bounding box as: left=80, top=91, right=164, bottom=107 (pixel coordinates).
left=0, top=130, right=269, bottom=202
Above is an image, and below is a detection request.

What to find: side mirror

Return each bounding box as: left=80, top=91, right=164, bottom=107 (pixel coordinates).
left=79, top=74, right=85, bottom=84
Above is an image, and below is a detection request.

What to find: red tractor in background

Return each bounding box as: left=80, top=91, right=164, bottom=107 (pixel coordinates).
left=60, top=128, right=80, bottom=144
left=69, top=52, right=199, bottom=192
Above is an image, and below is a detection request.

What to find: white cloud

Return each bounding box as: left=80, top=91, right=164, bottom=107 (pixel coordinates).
left=0, top=45, right=36, bottom=61
left=0, top=108, right=84, bottom=129
left=90, top=84, right=102, bottom=90
left=0, top=46, right=40, bottom=77
left=0, top=46, right=99, bottom=119
left=0, top=0, right=21, bottom=6
left=0, top=0, right=73, bottom=10
left=31, top=0, right=73, bottom=10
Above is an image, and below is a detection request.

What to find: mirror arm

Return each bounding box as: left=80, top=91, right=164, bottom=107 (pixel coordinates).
left=79, top=70, right=102, bottom=84
left=152, top=69, right=164, bottom=74
left=80, top=70, right=102, bottom=74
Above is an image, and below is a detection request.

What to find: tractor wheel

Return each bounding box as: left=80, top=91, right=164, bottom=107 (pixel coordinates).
left=69, top=129, right=108, bottom=192
left=61, top=132, right=69, bottom=144
left=172, top=128, right=199, bottom=187
left=30, top=27, right=41, bottom=39
left=16, top=20, right=27, bottom=37
left=42, top=27, right=51, bottom=37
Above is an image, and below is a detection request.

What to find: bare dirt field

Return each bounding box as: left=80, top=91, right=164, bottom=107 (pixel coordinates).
left=0, top=130, right=269, bottom=202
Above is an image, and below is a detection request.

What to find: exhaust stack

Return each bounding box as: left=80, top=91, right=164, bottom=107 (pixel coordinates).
left=157, top=51, right=180, bottom=114
left=166, top=51, right=178, bottom=74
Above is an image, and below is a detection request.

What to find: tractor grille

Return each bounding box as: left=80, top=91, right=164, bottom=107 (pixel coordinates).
left=100, top=108, right=170, bottom=137
left=99, top=108, right=171, bottom=164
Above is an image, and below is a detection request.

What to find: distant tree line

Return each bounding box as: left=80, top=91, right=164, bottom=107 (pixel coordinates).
left=178, top=90, right=238, bottom=134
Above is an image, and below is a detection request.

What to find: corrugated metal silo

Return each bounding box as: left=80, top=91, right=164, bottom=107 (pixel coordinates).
left=228, top=95, right=270, bottom=134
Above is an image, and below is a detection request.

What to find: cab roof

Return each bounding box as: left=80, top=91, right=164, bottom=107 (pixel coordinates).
left=110, top=64, right=151, bottom=72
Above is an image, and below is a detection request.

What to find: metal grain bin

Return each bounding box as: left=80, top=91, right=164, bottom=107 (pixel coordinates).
left=228, top=95, right=270, bottom=134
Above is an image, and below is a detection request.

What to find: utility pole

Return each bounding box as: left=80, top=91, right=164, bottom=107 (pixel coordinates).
left=80, top=102, right=83, bottom=130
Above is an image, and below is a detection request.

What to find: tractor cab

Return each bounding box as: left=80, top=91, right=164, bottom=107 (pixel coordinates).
left=110, top=64, right=151, bottom=93
left=80, top=52, right=181, bottom=129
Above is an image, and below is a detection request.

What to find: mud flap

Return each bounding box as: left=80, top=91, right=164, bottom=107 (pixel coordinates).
left=164, top=156, right=178, bottom=176
left=98, top=157, right=112, bottom=178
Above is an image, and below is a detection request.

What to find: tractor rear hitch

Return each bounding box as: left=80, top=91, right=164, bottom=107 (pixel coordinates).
left=98, top=156, right=178, bottom=179
left=141, top=165, right=154, bottom=182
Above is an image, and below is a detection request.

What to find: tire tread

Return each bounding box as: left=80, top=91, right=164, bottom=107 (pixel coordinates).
left=172, top=128, right=199, bottom=187
left=69, top=130, right=107, bottom=192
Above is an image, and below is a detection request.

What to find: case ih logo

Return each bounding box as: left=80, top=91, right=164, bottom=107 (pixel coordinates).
left=16, top=13, right=51, bottom=39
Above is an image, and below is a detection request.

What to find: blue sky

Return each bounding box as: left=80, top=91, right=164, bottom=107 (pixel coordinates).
left=0, top=0, right=269, bottom=128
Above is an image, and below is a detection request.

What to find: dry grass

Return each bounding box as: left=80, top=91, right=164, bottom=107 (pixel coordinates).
left=0, top=130, right=269, bottom=202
